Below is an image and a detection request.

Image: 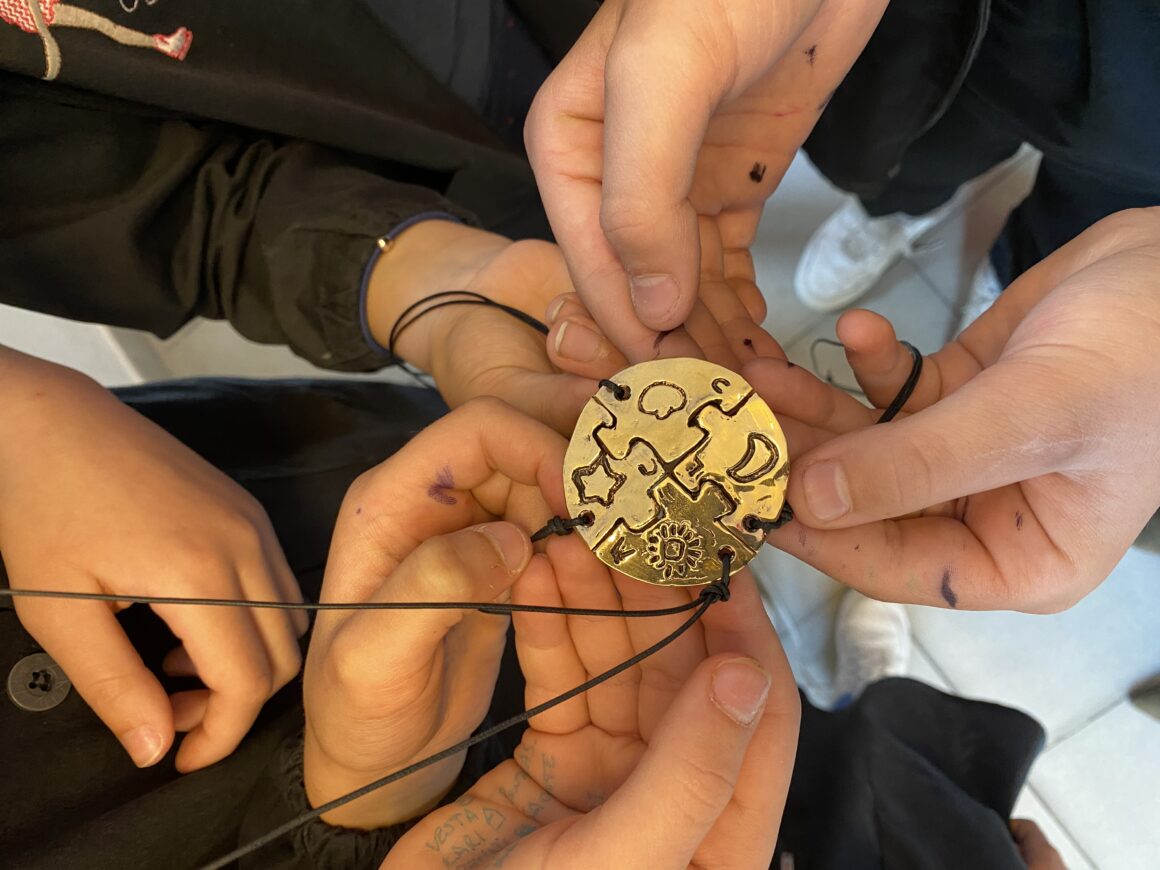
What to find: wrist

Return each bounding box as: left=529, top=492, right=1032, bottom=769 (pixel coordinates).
left=0, top=347, right=101, bottom=457
left=364, top=221, right=510, bottom=370
left=304, top=730, right=458, bottom=830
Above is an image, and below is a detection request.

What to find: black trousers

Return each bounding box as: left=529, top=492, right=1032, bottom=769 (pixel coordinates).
left=0, top=380, right=1042, bottom=869
left=858, top=0, right=1160, bottom=287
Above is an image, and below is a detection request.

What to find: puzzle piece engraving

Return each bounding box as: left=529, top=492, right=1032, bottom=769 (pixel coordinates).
left=563, top=360, right=789, bottom=586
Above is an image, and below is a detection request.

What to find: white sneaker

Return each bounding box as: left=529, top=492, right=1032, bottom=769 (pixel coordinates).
left=955, top=258, right=1004, bottom=336
left=795, top=196, right=954, bottom=313
left=832, top=589, right=911, bottom=708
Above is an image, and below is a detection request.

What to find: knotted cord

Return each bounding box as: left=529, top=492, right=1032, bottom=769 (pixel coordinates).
left=0, top=306, right=924, bottom=866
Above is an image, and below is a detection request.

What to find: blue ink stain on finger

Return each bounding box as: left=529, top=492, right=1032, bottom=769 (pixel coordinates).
left=428, top=465, right=457, bottom=506
left=940, top=569, right=958, bottom=608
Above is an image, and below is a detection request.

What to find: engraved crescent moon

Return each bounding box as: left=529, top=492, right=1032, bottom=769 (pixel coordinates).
left=727, top=433, right=781, bottom=484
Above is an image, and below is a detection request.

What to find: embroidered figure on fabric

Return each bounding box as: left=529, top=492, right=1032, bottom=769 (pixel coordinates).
left=0, top=0, right=192, bottom=80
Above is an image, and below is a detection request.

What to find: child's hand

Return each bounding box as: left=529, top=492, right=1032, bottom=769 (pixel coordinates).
left=0, top=349, right=305, bottom=771
left=303, top=399, right=567, bottom=827
left=745, top=208, right=1160, bottom=613
left=384, top=535, right=799, bottom=869
left=365, top=223, right=597, bottom=434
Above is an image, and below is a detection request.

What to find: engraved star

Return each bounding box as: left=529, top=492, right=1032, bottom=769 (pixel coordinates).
left=573, top=459, right=624, bottom=507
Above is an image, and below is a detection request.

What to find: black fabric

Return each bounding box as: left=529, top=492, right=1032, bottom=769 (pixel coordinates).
left=0, top=84, right=477, bottom=371
left=859, top=87, right=1022, bottom=220
left=0, top=0, right=579, bottom=370
left=776, top=679, right=1044, bottom=870
left=362, top=1, right=495, bottom=113
left=0, top=378, right=454, bottom=869
left=810, top=0, right=1160, bottom=285
left=803, top=0, right=990, bottom=202
left=0, top=380, right=1044, bottom=867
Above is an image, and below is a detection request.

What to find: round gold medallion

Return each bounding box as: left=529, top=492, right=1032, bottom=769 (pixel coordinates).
left=563, top=359, right=789, bottom=586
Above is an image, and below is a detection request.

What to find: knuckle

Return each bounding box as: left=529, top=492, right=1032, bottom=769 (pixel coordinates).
left=223, top=512, right=268, bottom=552
left=456, top=394, right=510, bottom=424
left=81, top=670, right=145, bottom=712
left=321, top=629, right=368, bottom=691
left=167, top=542, right=234, bottom=581
left=410, top=537, right=476, bottom=598
left=669, top=754, right=737, bottom=823
left=1003, top=551, right=1087, bottom=614
left=1022, top=575, right=1087, bottom=615
left=599, top=194, right=658, bottom=249
left=228, top=655, right=275, bottom=699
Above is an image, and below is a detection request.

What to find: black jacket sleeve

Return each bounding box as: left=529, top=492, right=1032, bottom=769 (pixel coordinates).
left=239, top=723, right=510, bottom=870
left=0, top=77, right=476, bottom=371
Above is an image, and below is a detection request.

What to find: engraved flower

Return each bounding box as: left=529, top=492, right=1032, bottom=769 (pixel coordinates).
left=644, top=520, right=704, bottom=581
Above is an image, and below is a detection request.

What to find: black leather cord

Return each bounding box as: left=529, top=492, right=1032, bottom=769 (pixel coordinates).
left=198, top=553, right=735, bottom=870
left=876, top=341, right=923, bottom=424
left=742, top=338, right=924, bottom=533
left=387, top=290, right=548, bottom=361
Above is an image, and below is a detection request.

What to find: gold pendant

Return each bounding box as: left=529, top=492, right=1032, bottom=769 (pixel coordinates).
left=563, top=359, right=789, bottom=586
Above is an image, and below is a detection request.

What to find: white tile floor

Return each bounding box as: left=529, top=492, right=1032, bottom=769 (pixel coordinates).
left=750, top=151, right=1160, bottom=870
left=3, top=148, right=1157, bottom=869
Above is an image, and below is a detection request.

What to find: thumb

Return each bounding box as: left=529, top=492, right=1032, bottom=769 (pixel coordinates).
left=598, top=2, right=731, bottom=333
left=324, top=523, right=531, bottom=686
left=575, top=655, right=772, bottom=867
left=789, top=361, right=1087, bottom=526
left=14, top=595, right=174, bottom=767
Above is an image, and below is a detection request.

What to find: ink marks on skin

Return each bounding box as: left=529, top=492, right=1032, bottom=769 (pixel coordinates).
left=423, top=795, right=538, bottom=869
left=483, top=807, right=506, bottom=831
left=1015, top=511, right=1024, bottom=530
left=743, top=338, right=755, bottom=353
left=940, top=569, right=959, bottom=608
left=427, top=465, right=457, bottom=506
left=804, top=44, right=817, bottom=65
left=749, top=162, right=767, bottom=183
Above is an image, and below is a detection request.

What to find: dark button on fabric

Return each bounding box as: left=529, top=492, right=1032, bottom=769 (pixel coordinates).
left=7, top=652, right=71, bottom=712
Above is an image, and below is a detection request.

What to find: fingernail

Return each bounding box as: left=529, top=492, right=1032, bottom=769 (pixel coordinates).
left=554, top=320, right=604, bottom=363
left=630, top=274, right=680, bottom=325
left=546, top=296, right=568, bottom=324
left=802, top=460, right=852, bottom=521
left=122, top=724, right=165, bottom=767
left=476, top=523, right=530, bottom=573
left=711, top=658, right=771, bottom=726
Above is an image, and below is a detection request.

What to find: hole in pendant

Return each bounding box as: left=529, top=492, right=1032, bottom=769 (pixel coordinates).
left=577, top=511, right=595, bottom=526
left=718, top=546, right=736, bottom=561
left=743, top=514, right=760, bottom=532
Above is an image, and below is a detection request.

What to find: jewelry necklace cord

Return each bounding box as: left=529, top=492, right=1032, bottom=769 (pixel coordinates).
left=0, top=542, right=735, bottom=870
left=199, top=552, right=733, bottom=870
left=0, top=312, right=923, bottom=866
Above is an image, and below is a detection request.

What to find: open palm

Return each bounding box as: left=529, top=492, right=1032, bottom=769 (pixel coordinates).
left=743, top=210, right=1160, bottom=613
left=385, top=534, right=799, bottom=869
